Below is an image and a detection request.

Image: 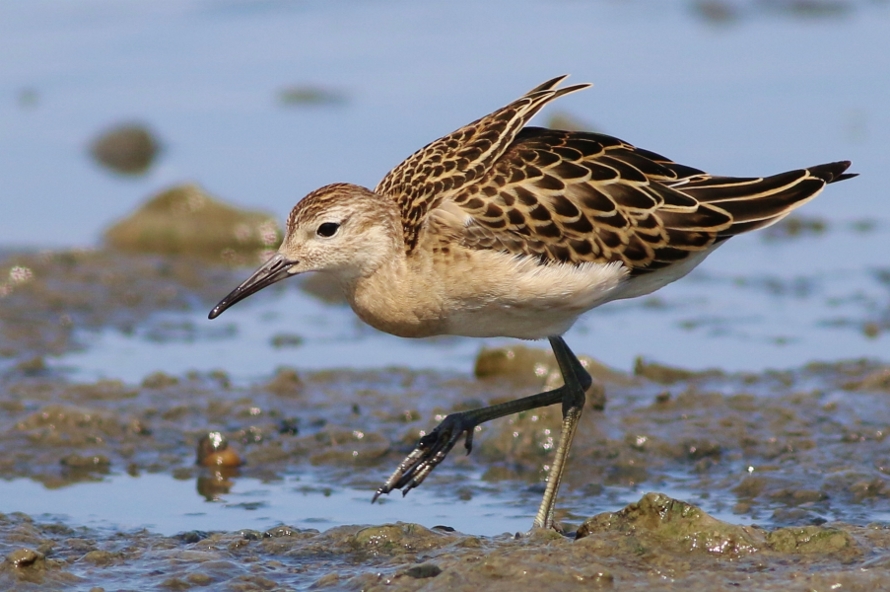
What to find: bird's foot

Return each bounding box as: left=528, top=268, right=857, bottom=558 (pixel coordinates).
left=372, top=412, right=476, bottom=502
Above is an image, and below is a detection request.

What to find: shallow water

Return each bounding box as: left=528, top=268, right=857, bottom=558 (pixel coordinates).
left=1, top=0, right=890, bottom=589
left=0, top=471, right=538, bottom=537
left=52, top=224, right=890, bottom=383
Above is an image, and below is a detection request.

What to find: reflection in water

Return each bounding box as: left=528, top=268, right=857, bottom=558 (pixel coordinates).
left=0, top=472, right=538, bottom=537
left=196, top=431, right=244, bottom=500
left=197, top=469, right=240, bottom=502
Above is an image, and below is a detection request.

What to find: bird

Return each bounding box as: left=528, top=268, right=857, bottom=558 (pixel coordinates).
left=208, top=76, right=855, bottom=530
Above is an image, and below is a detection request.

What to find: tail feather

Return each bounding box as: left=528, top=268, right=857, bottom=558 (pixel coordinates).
left=808, top=160, right=856, bottom=184
left=713, top=178, right=824, bottom=224
left=672, top=161, right=854, bottom=239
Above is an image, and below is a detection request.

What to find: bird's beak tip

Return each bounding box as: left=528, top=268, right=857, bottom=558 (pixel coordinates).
left=207, top=253, right=295, bottom=320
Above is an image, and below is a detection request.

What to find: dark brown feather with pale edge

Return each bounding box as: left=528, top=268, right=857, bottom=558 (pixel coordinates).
left=446, top=128, right=852, bottom=274
left=377, top=78, right=854, bottom=275
left=375, top=76, right=590, bottom=252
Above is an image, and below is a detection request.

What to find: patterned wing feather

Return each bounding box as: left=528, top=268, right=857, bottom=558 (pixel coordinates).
left=376, top=77, right=590, bottom=252
left=446, top=128, right=853, bottom=274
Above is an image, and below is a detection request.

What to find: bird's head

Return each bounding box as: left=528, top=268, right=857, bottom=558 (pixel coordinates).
left=209, top=183, right=402, bottom=319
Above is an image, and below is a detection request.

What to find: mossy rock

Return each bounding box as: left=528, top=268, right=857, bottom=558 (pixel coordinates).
left=576, top=492, right=766, bottom=556
left=767, top=525, right=856, bottom=555
left=104, top=184, right=281, bottom=263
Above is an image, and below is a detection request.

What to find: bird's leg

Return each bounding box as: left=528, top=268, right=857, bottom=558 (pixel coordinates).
left=373, top=337, right=593, bottom=531
left=373, top=384, right=566, bottom=501
left=533, top=336, right=590, bottom=529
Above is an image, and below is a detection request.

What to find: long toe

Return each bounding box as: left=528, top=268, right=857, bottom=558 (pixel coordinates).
left=373, top=412, right=475, bottom=500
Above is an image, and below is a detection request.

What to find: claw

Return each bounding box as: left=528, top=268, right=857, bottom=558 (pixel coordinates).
left=371, top=412, right=476, bottom=503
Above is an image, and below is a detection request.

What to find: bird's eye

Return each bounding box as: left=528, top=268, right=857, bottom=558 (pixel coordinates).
left=316, top=222, right=340, bottom=238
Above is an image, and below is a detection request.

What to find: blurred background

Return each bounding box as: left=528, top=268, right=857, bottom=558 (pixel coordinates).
left=0, top=0, right=889, bottom=548
left=2, top=0, right=886, bottom=377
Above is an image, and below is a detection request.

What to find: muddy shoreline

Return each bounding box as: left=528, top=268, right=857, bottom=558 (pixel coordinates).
left=2, top=248, right=890, bottom=590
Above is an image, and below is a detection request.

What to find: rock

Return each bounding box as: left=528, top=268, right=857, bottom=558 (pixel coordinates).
left=842, top=367, right=890, bottom=392
left=60, top=454, right=112, bottom=469
left=576, top=492, right=765, bottom=555
left=104, top=184, right=281, bottom=262
left=5, top=548, right=45, bottom=570
left=196, top=431, right=242, bottom=468
left=297, top=273, right=347, bottom=304
left=767, top=525, right=857, bottom=555
left=577, top=492, right=862, bottom=562
left=634, top=357, right=724, bottom=384
left=474, top=344, right=627, bottom=410
left=352, top=523, right=450, bottom=556
left=141, top=372, right=180, bottom=389
left=475, top=344, right=627, bottom=386
left=270, top=333, right=304, bottom=349
left=89, top=122, right=160, bottom=175
left=692, top=0, right=739, bottom=24
left=403, top=562, right=442, bottom=578
left=265, top=367, right=305, bottom=397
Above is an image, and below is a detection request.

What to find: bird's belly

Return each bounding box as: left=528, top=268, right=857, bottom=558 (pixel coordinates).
left=438, top=256, right=631, bottom=339
left=443, top=304, right=581, bottom=339
left=348, top=253, right=630, bottom=340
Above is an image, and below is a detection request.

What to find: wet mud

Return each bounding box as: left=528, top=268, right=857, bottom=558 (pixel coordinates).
left=2, top=248, right=890, bottom=590
left=4, top=504, right=890, bottom=591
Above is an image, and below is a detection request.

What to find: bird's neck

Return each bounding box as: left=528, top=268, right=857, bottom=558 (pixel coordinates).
left=339, top=250, right=445, bottom=339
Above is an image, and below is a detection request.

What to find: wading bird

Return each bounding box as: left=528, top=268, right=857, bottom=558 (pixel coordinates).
left=209, top=76, right=854, bottom=530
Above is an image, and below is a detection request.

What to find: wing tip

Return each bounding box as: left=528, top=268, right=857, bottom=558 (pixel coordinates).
left=810, top=160, right=856, bottom=184
left=527, top=75, right=592, bottom=98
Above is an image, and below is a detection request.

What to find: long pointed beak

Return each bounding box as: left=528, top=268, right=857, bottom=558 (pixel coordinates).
left=208, top=253, right=297, bottom=319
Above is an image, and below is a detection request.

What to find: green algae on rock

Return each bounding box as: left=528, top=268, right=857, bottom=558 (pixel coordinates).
left=0, top=507, right=882, bottom=592
left=576, top=492, right=766, bottom=555
left=353, top=523, right=454, bottom=556
left=767, top=525, right=858, bottom=556
left=104, top=184, right=281, bottom=263
left=577, top=492, right=861, bottom=562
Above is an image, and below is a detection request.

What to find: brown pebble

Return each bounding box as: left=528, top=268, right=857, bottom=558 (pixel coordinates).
left=196, top=431, right=242, bottom=467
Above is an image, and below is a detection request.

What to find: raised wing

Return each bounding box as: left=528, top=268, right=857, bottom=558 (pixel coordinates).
left=445, top=127, right=852, bottom=274
left=376, top=76, right=590, bottom=252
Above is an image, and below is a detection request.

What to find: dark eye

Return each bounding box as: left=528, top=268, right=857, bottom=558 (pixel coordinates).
left=316, top=222, right=340, bottom=238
